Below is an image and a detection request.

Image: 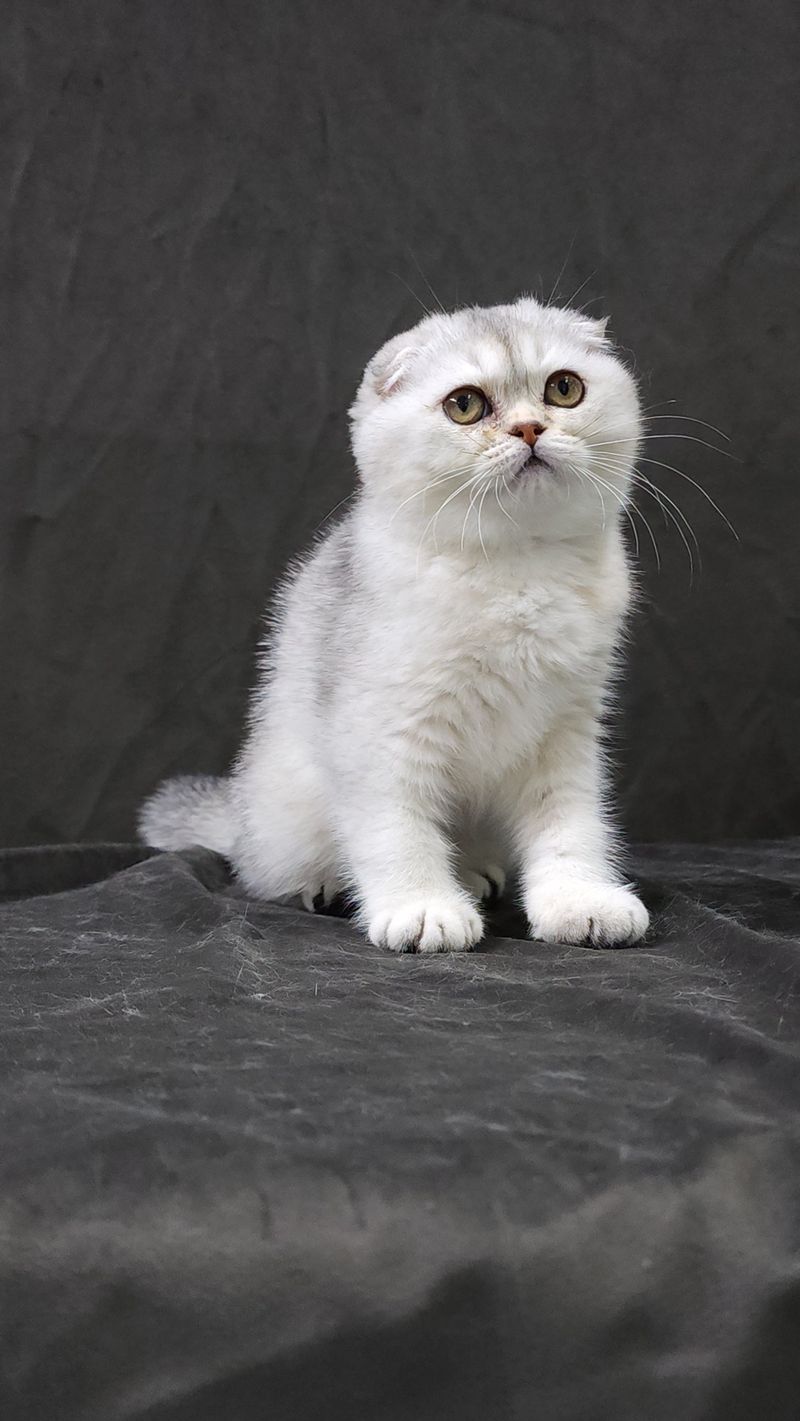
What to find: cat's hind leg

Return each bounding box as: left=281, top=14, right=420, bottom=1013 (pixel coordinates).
left=230, top=737, right=344, bottom=908
left=454, top=819, right=509, bottom=903
left=460, top=861, right=507, bottom=904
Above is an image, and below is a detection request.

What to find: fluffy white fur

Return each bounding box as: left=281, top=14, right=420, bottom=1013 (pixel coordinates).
left=140, top=295, right=649, bottom=952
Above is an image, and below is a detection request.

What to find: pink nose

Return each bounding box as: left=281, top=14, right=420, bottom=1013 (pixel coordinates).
left=509, top=421, right=545, bottom=448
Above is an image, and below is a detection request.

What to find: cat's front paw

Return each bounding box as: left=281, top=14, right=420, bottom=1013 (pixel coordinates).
left=367, top=897, right=484, bottom=954
left=526, top=881, right=649, bottom=948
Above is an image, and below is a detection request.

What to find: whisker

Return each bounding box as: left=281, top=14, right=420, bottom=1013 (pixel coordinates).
left=644, top=414, right=731, bottom=442
left=387, top=270, right=434, bottom=320
left=389, top=466, right=475, bottom=523
left=461, top=478, right=486, bottom=552
left=632, top=471, right=700, bottom=553
left=633, top=475, right=697, bottom=581
left=639, top=401, right=732, bottom=446
left=579, top=457, right=669, bottom=565
left=476, top=480, right=491, bottom=562
left=405, top=246, right=447, bottom=315
left=591, top=455, right=701, bottom=573
left=420, top=471, right=485, bottom=560
left=640, top=398, right=693, bottom=418
left=633, top=454, right=738, bottom=540
left=595, top=432, right=736, bottom=461
left=389, top=454, right=501, bottom=524
left=547, top=231, right=577, bottom=307
left=562, top=268, right=597, bottom=309
left=319, top=490, right=356, bottom=528
left=574, top=464, right=661, bottom=568
left=592, top=456, right=699, bottom=543
left=622, top=490, right=641, bottom=559
left=631, top=483, right=698, bottom=578
left=494, top=475, right=520, bottom=529
left=568, top=463, right=607, bottom=533
left=593, top=447, right=713, bottom=543
left=587, top=468, right=641, bottom=559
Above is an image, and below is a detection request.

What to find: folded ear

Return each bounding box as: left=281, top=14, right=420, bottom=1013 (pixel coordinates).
left=516, top=295, right=611, bottom=350
left=573, top=313, right=610, bottom=349
left=362, top=330, right=421, bottom=397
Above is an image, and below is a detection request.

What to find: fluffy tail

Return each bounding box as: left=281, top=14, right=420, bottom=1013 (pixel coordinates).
left=138, top=774, right=235, bottom=857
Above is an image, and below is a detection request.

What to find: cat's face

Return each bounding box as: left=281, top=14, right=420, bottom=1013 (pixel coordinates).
left=350, top=297, right=641, bottom=548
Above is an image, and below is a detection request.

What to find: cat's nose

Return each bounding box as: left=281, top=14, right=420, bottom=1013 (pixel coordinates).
left=509, top=421, right=545, bottom=448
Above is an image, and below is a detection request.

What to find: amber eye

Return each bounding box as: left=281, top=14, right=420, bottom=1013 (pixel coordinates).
left=544, top=370, right=585, bottom=408
left=443, top=387, right=490, bottom=425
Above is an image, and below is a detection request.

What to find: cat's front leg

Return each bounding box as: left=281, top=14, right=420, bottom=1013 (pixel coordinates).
left=510, top=721, right=649, bottom=948
left=339, top=776, right=484, bottom=953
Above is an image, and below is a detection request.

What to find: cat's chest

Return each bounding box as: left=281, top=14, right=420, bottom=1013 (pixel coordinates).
left=429, top=578, right=606, bottom=682
left=390, top=573, right=612, bottom=751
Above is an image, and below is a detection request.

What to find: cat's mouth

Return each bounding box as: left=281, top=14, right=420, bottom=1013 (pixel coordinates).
left=505, top=448, right=555, bottom=487
left=521, top=451, right=550, bottom=474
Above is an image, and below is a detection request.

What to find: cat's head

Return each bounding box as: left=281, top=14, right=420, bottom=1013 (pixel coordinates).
left=349, top=296, right=641, bottom=548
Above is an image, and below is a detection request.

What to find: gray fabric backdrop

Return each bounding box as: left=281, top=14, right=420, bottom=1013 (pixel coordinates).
left=1, top=0, right=798, bottom=848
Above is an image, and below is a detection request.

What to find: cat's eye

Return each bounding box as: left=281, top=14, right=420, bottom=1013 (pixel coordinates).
left=443, top=387, right=491, bottom=425
left=544, top=370, right=585, bottom=408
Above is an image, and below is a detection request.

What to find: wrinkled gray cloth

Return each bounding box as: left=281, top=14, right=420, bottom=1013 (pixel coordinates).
left=1, top=842, right=798, bottom=1419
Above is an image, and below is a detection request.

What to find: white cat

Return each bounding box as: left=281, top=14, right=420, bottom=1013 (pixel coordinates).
left=140, top=295, right=649, bottom=952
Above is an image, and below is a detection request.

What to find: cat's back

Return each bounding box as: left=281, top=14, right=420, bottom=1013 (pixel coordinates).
left=256, top=514, right=358, bottom=714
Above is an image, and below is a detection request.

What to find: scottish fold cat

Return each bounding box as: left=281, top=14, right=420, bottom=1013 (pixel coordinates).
left=140, top=295, right=649, bottom=952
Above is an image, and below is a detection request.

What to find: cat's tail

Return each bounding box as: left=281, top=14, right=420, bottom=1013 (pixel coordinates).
left=138, top=774, right=235, bottom=857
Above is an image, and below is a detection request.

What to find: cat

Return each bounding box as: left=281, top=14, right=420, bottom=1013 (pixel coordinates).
left=139, top=294, right=650, bottom=953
